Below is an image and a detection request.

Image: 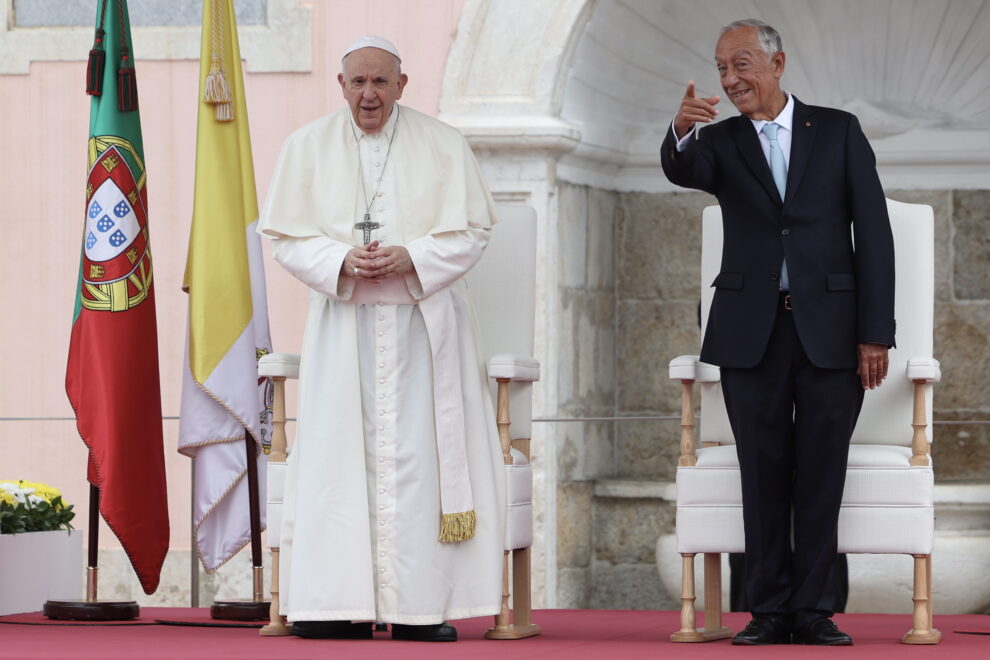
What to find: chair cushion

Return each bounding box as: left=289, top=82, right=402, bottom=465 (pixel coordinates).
left=505, top=461, right=532, bottom=507
left=675, top=505, right=934, bottom=555
left=504, top=449, right=533, bottom=550
left=488, top=354, right=540, bottom=381
left=683, top=444, right=931, bottom=506
left=506, top=502, right=533, bottom=550
left=258, top=352, right=300, bottom=379
left=676, top=444, right=934, bottom=554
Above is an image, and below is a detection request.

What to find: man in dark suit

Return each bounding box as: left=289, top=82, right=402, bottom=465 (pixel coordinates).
left=660, top=19, right=895, bottom=646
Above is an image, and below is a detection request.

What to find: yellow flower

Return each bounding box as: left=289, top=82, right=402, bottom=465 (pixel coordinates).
left=0, top=480, right=62, bottom=504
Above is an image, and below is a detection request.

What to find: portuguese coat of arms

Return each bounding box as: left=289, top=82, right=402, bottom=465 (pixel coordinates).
left=81, top=138, right=152, bottom=313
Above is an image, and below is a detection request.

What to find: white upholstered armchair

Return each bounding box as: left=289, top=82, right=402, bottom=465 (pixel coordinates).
left=258, top=204, right=541, bottom=640
left=668, top=199, right=941, bottom=645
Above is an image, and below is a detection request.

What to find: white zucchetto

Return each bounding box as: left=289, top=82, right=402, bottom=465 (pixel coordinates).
left=342, top=36, right=401, bottom=62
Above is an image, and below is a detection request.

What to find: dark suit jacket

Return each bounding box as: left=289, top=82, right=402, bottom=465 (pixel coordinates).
left=661, top=97, right=895, bottom=370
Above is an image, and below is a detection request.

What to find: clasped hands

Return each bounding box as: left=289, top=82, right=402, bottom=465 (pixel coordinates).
left=342, top=241, right=415, bottom=283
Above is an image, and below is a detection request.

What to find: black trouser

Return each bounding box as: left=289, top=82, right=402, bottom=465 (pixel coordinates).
left=729, top=553, right=848, bottom=613
left=720, top=293, right=864, bottom=629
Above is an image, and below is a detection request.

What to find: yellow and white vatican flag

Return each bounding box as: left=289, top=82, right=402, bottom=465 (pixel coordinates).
left=179, top=0, right=273, bottom=572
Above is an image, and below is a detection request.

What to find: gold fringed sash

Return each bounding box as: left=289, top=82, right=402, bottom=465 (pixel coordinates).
left=439, top=510, right=477, bottom=543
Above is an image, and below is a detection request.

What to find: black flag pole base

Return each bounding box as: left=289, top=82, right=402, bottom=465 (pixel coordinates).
left=43, top=599, right=140, bottom=621
left=211, top=600, right=271, bottom=621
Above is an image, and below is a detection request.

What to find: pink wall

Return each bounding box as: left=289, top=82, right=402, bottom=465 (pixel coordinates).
left=0, top=0, right=465, bottom=552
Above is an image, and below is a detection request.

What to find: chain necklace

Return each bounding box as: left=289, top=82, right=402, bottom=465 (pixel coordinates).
left=351, top=105, right=400, bottom=244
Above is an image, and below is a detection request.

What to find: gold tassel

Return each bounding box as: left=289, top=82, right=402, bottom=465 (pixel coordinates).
left=438, top=510, right=476, bottom=543
left=203, top=1, right=234, bottom=122
left=214, top=100, right=233, bottom=122
left=204, top=56, right=232, bottom=104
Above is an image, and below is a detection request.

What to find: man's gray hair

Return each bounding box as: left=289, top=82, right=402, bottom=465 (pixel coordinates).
left=720, top=19, right=783, bottom=56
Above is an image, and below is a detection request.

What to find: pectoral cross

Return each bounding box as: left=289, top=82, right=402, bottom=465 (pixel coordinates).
left=354, top=213, right=381, bottom=245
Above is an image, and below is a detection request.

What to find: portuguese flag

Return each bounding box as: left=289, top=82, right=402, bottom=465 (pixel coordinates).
left=65, top=0, right=169, bottom=594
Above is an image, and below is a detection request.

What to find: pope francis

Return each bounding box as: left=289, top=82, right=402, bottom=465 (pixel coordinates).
left=258, top=36, right=505, bottom=642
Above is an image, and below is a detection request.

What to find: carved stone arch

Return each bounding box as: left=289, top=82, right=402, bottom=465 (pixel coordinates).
left=440, top=0, right=594, bottom=157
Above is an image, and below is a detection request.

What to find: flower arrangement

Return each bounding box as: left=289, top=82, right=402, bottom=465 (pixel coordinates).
left=0, top=480, right=75, bottom=534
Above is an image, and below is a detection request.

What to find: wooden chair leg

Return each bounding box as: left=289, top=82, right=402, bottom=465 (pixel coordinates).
left=671, top=553, right=732, bottom=642
left=485, top=546, right=542, bottom=639
left=671, top=553, right=700, bottom=641
left=485, top=551, right=513, bottom=638
left=259, top=376, right=290, bottom=637
left=510, top=546, right=540, bottom=637
left=259, top=548, right=290, bottom=636
left=701, top=553, right=732, bottom=639
left=902, top=554, right=941, bottom=644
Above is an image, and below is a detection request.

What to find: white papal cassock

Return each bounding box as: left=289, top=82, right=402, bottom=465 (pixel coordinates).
left=259, top=104, right=505, bottom=624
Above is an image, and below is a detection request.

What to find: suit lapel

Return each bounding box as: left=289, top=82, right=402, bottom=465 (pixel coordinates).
left=786, top=99, right=817, bottom=205
left=731, top=116, right=781, bottom=205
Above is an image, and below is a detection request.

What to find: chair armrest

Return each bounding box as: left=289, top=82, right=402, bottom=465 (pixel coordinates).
left=906, top=357, right=940, bottom=383
left=668, top=355, right=720, bottom=382
left=488, top=354, right=540, bottom=382
left=259, top=352, right=300, bottom=380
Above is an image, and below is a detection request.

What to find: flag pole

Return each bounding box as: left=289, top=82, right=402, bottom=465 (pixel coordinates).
left=43, top=485, right=140, bottom=621
left=210, top=433, right=269, bottom=620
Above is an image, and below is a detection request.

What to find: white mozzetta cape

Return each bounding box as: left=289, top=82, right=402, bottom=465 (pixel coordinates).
left=260, top=106, right=505, bottom=623
left=259, top=105, right=497, bottom=244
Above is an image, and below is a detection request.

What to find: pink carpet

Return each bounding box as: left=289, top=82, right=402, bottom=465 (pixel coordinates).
left=1, top=609, right=987, bottom=659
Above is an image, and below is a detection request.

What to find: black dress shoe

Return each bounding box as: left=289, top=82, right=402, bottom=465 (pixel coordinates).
left=291, top=620, right=373, bottom=639
left=793, top=618, right=853, bottom=645
left=391, top=622, right=457, bottom=642
left=732, top=617, right=791, bottom=645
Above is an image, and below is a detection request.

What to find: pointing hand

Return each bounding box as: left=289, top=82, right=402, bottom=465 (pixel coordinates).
left=674, top=81, right=721, bottom=138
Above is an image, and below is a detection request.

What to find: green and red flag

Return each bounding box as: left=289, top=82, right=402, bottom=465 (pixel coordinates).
left=65, top=0, right=168, bottom=594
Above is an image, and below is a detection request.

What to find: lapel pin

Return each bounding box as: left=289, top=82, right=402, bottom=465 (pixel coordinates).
left=805, top=121, right=812, bottom=127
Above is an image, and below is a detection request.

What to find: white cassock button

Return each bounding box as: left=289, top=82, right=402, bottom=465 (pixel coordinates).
left=380, top=536, right=386, bottom=542
left=379, top=504, right=384, bottom=510
left=380, top=584, right=386, bottom=590
left=379, top=568, right=385, bottom=574
left=380, top=520, right=386, bottom=526
left=379, top=472, right=385, bottom=478
left=379, top=377, right=385, bottom=384
left=378, top=315, right=384, bottom=321
left=379, top=362, right=385, bottom=368
left=379, top=489, right=385, bottom=494
left=378, top=207, right=384, bottom=213
left=379, top=409, right=385, bottom=416
left=374, top=146, right=380, bottom=153
left=377, top=302, right=384, bottom=307
left=380, top=552, right=385, bottom=557
left=378, top=331, right=384, bottom=337
left=378, top=347, right=385, bottom=353
left=379, top=441, right=385, bottom=447
left=378, top=425, right=385, bottom=432
left=378, top=394, right=385, bottom=400
left=379, top=457, right=384, bottom=463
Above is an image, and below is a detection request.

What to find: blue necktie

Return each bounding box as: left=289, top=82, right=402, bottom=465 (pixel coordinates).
left=762, top=122, right=789, bottom=290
